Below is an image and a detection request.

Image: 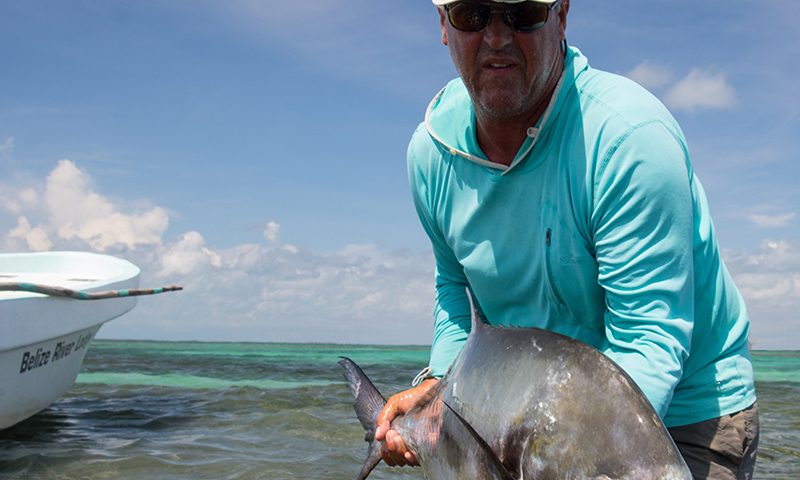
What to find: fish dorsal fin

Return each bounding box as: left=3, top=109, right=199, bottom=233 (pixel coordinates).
left=465, top=287, right=489, bottom=334
left=442, top=400, right=517, bottom=480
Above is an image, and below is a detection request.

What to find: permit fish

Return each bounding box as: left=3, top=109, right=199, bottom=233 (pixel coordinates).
left=339, top=292, right=691, bottom=479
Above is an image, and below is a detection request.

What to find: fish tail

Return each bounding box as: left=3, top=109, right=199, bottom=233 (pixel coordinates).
left=338, top=357, right=386, bottom=480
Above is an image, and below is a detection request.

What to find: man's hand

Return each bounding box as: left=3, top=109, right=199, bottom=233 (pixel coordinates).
left=375, top=378, right=439, bottom=467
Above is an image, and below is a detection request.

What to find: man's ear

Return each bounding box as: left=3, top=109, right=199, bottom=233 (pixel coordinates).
left=438, top=7, right=448, bottom=46
left=558, top=0, right=569, bottom=37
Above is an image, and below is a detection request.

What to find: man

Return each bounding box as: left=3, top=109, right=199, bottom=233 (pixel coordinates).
left=375, top=1, right=760, bottom=479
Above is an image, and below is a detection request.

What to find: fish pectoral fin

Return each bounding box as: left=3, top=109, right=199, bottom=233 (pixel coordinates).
left=442, top=400, right=517, bottom=480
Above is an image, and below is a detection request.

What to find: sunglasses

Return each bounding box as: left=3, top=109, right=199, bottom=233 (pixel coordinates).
left=445, top=0, right=560, bottom=33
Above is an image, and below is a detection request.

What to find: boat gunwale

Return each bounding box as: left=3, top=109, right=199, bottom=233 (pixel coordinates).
left=0, top=251, right=141, bottom=302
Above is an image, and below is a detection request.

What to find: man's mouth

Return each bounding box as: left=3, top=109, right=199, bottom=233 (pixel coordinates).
left=483, top=59, right=517, bottom=70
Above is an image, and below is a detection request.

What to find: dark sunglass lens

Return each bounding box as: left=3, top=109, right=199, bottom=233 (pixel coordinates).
left=448, top=3, right=492, bottom=32
left=507, top=2, right=549, bottom=32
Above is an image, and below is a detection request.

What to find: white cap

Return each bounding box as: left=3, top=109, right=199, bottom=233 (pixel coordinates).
left=432, top=0, right=557, bottom=5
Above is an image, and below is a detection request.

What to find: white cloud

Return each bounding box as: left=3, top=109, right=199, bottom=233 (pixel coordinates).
left=622, top=63, right=738, bottom=113
left=625, top=62, right=673, bottom=90
left=2, top=159, right=438, bottom=345
left=115, top=238, right=435, bottom=344
left=664, top=68, right=737, bottom=112
left=2, top=188, right=38, bottom=215
left=157, top=231, right=222, bottom=277
left=735, top=272, right=799, bottom=302
left=746, top=212, right=795, bottom=228
left=3, top=159, right=169, bottom=252
left=39, top=159, right=169, bottom=251
left=730, top=239, right=800, bottom=271
left=0, top=136, right=13, bottom=160
left=6, top=159, right=798, bottom=348
left=7, top=216, right=52, bottom=252
left=724, top=239, right=800, bottom=349
left=18, top=188, right=37, bottom=207
left=263, top=221, right=280, bottom=243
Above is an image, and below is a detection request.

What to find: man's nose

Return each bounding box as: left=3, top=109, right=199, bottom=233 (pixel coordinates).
left=482, top=12, right=514, bottom=49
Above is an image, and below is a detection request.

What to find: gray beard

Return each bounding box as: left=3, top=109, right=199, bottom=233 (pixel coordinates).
left=469, top=84, right=539, bottom=122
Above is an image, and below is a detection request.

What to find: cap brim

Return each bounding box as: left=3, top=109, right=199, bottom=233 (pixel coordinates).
left=432, top=0, right=557, bottom=5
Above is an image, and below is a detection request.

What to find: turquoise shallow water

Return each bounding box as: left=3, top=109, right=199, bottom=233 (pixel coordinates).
left=0, top=342, right=797, bottom=479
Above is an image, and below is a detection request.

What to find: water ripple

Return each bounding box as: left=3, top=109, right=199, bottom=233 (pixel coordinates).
left=0, top=342, right=795, bottom=479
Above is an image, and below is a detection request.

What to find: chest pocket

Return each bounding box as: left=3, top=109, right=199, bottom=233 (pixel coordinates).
left=543, top=227, right=567, bottom=307
left=540, top=206, right=602, bottom=328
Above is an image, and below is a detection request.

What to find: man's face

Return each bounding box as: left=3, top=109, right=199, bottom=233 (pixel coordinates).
left=439, top=1, right=568, bottom=120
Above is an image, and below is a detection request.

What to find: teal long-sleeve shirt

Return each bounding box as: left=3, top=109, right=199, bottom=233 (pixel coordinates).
left=407, top=47, right=756, bottom=428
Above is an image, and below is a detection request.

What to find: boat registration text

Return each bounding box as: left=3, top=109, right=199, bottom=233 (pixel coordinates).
left=18, top=332, right=92, bottom=374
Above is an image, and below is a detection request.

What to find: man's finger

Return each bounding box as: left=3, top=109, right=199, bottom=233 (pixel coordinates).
left=383, top=444, right=397, bottom=467
left=391, top=433, right=417, bottom=466
left=383, top=430, right=411, bottom=466
left=381, top=438, right=399, bottom=466
left=377, top=401, right=397, bottom=425
left=375, top=420, right=388, bottom=441
left=375, top=401, right=399, bottom=441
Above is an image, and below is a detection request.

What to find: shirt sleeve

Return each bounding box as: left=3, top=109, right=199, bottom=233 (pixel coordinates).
left=592, top=121, right=694, bottom=417
left=407, top=130, right=471, bottom=377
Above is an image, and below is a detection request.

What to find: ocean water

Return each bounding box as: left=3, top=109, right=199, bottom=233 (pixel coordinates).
left=0, top=342, right=797, bottom=479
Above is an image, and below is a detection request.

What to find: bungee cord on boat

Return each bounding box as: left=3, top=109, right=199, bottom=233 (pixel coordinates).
left=0, top=283, right=183, bottom=300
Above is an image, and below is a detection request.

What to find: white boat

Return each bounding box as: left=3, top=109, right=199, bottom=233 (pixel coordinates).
left=0, top=251, right=178, bottom=430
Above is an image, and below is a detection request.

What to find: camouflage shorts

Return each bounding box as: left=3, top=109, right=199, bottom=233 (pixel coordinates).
left=668, top=403, right=759, bottom=480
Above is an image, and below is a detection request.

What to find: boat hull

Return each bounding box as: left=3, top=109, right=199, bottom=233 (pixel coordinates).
left=0, top=251, right=140, bottom=430
left=0, top=325, right=102, bottom=429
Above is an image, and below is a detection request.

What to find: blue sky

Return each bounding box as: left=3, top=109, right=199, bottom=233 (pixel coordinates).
left=1, top=1, right=797, bottom=348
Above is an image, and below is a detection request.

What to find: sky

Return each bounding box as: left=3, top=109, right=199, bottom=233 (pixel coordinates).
left=1, top=0, right=797, bottom=349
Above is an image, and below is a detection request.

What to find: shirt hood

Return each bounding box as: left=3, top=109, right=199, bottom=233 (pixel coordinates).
left=424, top=46, right=589, bottom=173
